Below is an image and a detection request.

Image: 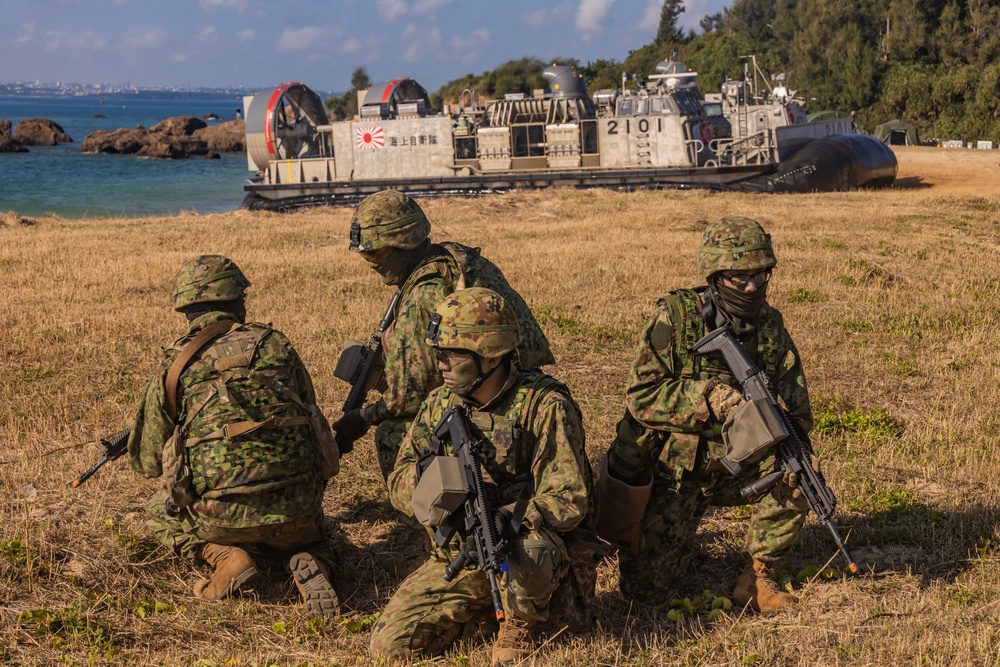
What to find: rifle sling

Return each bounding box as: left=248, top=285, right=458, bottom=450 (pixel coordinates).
left=164, top=318, right=238, bottom=421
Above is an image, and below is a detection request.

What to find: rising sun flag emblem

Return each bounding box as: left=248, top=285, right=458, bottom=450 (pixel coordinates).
left=356, top=126, right=385, bottom=150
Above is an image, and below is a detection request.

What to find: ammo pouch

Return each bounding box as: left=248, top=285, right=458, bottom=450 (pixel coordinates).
left=593, top=453, right=652, bottom=556
left=411, top=456, right=468, bottom=527
left=719, top=397, right=791, bottom=475
left=162, top=424, right=199, bottom=509
left=334, top=340, right=388, bottom=394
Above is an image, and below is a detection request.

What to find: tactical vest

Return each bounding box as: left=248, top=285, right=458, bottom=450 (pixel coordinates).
left=657, top=288, right=786, bottom=473
left=442, top=369, right=577, bottom=507
left=399, top=242, right=555, bottom=369
left=163, top=319, right=324, bottom=507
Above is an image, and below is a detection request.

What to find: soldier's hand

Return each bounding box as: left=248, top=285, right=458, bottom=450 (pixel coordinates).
left=332, top=408, right=370, bottom=455
left=705, top=379, right=745, bottom=423
left=774, top=465, right=810, bottom=512
left=494, top=506, right=516, bottom=542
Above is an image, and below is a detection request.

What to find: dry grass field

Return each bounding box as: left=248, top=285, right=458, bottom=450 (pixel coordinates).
left=3, top=145, right=1000, bottom=666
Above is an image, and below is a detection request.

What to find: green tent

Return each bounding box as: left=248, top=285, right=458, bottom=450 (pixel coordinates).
left=873, top=120, right=920, bottom=146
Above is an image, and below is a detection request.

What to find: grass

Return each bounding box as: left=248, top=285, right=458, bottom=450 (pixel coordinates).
left=3, top=146, right=1000, bottom=664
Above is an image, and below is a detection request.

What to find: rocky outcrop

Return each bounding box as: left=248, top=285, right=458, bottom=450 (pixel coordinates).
left=0, top=120, right=29, bottom=153
left=14, top=118, right=73, bottom=145
left=2, top=211, right=37, bottom=227
left=82, top=115, right=244, bottom=159
left=195, top=119, right=245, bottom=153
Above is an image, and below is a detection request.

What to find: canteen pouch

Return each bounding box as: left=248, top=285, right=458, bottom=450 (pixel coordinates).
left=593, top=453, right=652, bottom=555
left=720, top=397, right=791, bottom=475
left=162, top=424, right=199, bottom=509
left=411, top=456, right=468, bottom=527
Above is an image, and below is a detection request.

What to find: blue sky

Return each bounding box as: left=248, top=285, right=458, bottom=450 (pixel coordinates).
left=0, top=0, right=730, bottom=92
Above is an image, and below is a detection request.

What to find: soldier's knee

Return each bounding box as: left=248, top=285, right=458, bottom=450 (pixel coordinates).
left=506, top=532, right=566, bottom=602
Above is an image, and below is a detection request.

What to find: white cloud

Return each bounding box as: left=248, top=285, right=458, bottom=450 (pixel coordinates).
left=167, top=51, right=190, bottom=63
left=112, top=0, right=131, bottom=5
left=403, top=26, right=440, bottom=62
left=276, top=26, right=329, bottom=52
left=199, top=0, right=247, bottom=11
left=413, top=0, right=451, bottom=14
left=520, top=3, right=574, bottom=31
left=122, top=28, right=167, bottom=49
left=639, top=0, right=661, bottom=31
left=67, top=29, right=108, bottom=50
left=575, top=0, right=615, bottom=33
left=338, top=37, right=362, bottom=56
left=237, top=28, right=255, bottom=40
left=449, top=28, right=489, bottom=52
left=401, top=23, right=419, bottom=38
left=377, top=0, right=409, bottom=21
left=196, top=26, right=218, bottom=41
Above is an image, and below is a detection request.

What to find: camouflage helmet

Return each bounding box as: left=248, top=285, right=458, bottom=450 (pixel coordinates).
left=349, top=190, right=431, bottom=253
left=697, top=216, right=777, bottom=279
left=172, top=255, right=251, bottom=312
left=427, top=287, right=522, bottom=359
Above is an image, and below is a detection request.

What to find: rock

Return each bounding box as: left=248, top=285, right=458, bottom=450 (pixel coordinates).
left=14, top=118, right=73, bottom=145
left=82, top=115, right=213, bottom=158
left=204, top=151, right=220, bottom=159
left=150, top=116, right=206, bottom=136
left=202, top=112, right=220, bottom=120
left=194, top=119, right=245, bottom=153
left=92, top=113, right=106, bottom=118
left=0, top=120, right=28, bottom=153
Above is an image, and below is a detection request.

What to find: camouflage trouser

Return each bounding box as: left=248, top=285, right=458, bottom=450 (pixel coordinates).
left=618, top=461, right=806, bottom=606
left=370, top=525, right=570, bottom=660
left=375, top=417, right=412, bottom=482
left=144, top=489, right=337, bottom=567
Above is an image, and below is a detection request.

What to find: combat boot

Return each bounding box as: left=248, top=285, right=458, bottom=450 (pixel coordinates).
left=491, top=616, right=536, bottom=664
left=290, top=552, right=341, bottom=618
left=732, top=558, right=798, bottom=613
left=193, top=543, right=258, bottom=600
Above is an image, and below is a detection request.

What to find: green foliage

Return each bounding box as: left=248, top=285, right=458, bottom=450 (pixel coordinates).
left=0, top=538, right=27, bottom=567
left=813, top=404, right=904, bottom=439
left=18, top=605, right=116, bottom=652
left=324, top=65, right=371, bottom=121
left=788, top=287, right=822, bottom=303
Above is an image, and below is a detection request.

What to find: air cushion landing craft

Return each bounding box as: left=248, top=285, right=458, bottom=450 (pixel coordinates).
left=241, top=62, right=896, bottom=210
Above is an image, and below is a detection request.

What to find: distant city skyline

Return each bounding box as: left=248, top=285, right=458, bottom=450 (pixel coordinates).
left=0, top=0, right=730, bottom=93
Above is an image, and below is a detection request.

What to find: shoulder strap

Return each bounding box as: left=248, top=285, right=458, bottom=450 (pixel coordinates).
left=437, top=241, right=480, bottom=291
left=164, top=318, right=238, bottom=420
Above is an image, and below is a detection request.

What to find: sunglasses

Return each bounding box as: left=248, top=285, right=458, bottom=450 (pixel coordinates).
left=722, top=270, right=771, bottom=291
left=434, top=348, right=472, bottom=369
left=359, top=247, right=393, bottom=264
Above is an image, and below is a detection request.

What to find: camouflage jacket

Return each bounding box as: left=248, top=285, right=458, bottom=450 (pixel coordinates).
left=365, top=242, right=554, bottom=425
left=127, top=311, right=327, bottom=528
left=387, top=367, right=592, bottom=561
left=625, top=288, right=812, bottom=474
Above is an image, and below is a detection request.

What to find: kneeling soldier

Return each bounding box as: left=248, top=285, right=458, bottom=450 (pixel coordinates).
left=597, top=217, right=815, bottom=612
left=371, top=287, right=599, bottom=664
left=127, top=255, right=340, bottom=616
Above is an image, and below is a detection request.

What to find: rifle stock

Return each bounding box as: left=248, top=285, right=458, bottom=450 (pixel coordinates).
left=72, top=428, right=131, bottom=487
left=432, top=405, right=509, bottom=621
left=693, top=324, right=858, bottom=574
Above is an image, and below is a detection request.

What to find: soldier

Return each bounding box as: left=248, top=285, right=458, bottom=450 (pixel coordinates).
left=128, top=255, right=341, bottom=617
left=333, top=190, right=554, bottom=481
left=596, top=217, right=814, bottom=612
left=370, top=287, right=599, bottom=664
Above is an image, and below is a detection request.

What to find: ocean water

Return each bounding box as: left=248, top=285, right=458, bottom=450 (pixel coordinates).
left=0, top=94, right=253, bottom=218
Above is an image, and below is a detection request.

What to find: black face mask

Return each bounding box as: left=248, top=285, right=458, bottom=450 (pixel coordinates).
left=710, top=278, right=767, bottom=335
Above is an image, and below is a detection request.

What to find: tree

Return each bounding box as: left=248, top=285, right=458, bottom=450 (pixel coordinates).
left=699, top=12, right=723, bottom=34
left=350, top=66, right=372, bottom=92
left=656, top=0, right=685, bottom=44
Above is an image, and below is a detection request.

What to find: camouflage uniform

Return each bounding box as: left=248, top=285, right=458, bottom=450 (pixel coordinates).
left=349, top=191, right=554, bottom=480
left=370, top=288, right=597, bottom=661
left=128, top=257, right=334, bottom=566
left=606, top=218, right=812, bottom=606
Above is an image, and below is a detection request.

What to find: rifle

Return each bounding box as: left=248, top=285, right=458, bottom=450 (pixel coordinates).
left=431, top=405, right=510, bottom=621
left=693, top=323, right=858, bottom=574
left=71, top=428, right=131, bottom=487
left=334, top=289, right=401, bottom=413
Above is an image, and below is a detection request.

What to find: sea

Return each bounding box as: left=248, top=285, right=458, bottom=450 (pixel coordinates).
left=0, top=93, right=253, bottom=218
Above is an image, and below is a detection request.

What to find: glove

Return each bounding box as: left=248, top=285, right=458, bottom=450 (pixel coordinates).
left=494, top=506, right=516, bottom=543
left=332, top=408, right=370, bottom=455
left=705, top=379, right=745, bottom=423
left=773, top=455, right=820, bottom=512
